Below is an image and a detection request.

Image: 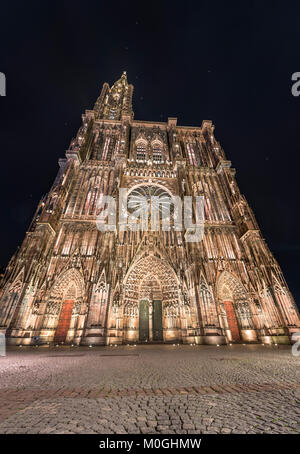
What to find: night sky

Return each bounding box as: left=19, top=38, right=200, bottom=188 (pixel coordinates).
left=0, top=1, right=299, bottom=307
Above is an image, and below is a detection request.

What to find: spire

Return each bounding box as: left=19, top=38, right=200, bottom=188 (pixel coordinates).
left=94, top=72, right=134, bottom=121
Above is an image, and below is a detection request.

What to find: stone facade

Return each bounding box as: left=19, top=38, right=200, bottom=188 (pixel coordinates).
left=0, top=72, right=299, bottom=346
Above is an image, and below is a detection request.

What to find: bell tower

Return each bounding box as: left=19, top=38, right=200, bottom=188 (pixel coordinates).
left=94, top=71, right=134, bottom=121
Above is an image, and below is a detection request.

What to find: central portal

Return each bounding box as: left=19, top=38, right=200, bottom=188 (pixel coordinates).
left=139, top=299, right=163, bottom=342
left=124, top=255, right=181, bottom=345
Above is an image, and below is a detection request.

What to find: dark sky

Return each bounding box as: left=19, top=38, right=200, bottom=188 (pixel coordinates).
left=0, top=1, right=299, bottom=306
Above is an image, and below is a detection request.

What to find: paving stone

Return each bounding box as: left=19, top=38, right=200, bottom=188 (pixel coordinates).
left=0, top=345, right=300, bottom=434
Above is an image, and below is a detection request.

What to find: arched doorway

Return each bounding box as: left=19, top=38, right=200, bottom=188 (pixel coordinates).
left=217, top=271, right=256, bottom=343
left=42, top=268, right=85, bottom=344
left=122, top=255, right=182, bottom=343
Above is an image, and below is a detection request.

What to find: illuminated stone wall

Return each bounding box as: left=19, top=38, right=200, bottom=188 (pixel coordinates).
left=0, top=72, right=299, bottom=346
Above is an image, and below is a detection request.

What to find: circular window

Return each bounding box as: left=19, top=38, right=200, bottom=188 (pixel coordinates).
left=128, top=185, right=172, bottom=219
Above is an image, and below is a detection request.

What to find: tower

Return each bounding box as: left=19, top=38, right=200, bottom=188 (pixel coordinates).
left=0, top=72, right=299, bottom=346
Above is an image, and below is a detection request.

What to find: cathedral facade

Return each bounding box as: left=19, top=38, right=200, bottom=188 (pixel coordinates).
left=0, top=72, right=299, bottom=346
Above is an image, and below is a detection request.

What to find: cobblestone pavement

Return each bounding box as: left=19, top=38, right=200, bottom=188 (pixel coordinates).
left=0, top=344, right=299, bottom=434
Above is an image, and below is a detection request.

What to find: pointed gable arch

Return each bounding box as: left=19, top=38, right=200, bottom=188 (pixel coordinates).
left=48, top=267, right=85, bottom=301
left=134, top=137, right=148, bottom=161
left=216, top=270, right=248, bottom=301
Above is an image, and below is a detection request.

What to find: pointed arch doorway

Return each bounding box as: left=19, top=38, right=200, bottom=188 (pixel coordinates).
left=43, top=268, right=85, bottom=345
left=217, top=271, right=256, bottom=343
left=123, top=255, right=181, bottom=344
left=54, top=282, right=77, bottom=344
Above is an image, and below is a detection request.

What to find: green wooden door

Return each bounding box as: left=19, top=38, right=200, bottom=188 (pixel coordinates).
left=139, top=300, right=149, bottom=342
left=152, top=300, right=163, bottom=341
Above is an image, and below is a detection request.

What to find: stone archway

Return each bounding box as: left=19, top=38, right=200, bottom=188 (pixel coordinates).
left=42, top=268, right=85, bottom=344
left=217, top=271, right=256, bottom=343
left=122, top=255, right=182, bottom=343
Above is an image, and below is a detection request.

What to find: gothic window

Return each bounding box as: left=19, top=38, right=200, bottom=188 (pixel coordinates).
left=87, top=230, right=97, bottom=255
left=186, top=143, right=197, bottom=166
left=152, top=143, right=163, bottom=163
left=94, top=191, right=106, bottom=218
left=62, top=232, right=72, bottom=255
left=90, top=187, right=99, bottom=214
left=224, top=234, right=235, bottom=259
left=106, top=137, right=115, bottom=160
left=81, top=233, right=88, bottom=255
left=83, top=186, right=99, bottom=215
left=93, top=133, right=104, bottom=160
left=114, top=138, right=120, bottom=156
left=136, top=142, right=147, bottom=161
left=96, top=281, right=107, bottom=306
left=102, top=137, right=110, bottom=160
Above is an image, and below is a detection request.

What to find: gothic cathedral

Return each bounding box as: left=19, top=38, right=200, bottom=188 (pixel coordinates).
left=0, top=72, right=299, bottom=346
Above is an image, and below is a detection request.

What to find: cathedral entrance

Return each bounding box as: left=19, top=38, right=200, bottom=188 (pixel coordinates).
left=123, top=255, right=181, bottom=344
left=217, top=271, right=255, bottom=343
left=139, top=299, right=163, bottom=342
left=43, top=268, right=85, bottom=345
left=54, top=299, right=74, bottom=343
